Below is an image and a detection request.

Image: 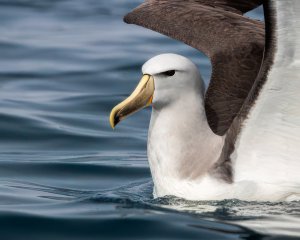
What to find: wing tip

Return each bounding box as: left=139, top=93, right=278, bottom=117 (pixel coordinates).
left=123, top=12, right=132, bottom=24
left=123, top=2, right=147, bottom=24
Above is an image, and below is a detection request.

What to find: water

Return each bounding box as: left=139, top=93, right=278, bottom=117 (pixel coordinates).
left=0, top=0, right=299, bottom=239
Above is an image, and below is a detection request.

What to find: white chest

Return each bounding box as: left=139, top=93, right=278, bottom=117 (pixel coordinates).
left=147, top=99, right=224, bottom=199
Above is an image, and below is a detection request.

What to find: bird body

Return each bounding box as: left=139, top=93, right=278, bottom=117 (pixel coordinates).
left=144, top=55, right=225, bottom=200
left=110, top=0, right=300, bottom=201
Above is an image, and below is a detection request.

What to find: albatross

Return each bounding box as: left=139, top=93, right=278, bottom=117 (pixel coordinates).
left=109, top=0, right=300, bottom=201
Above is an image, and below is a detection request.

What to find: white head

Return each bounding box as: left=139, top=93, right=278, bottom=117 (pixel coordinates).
left=110, top=53, right=204, bottom=128
left=143, top=54, right=204, bottom=106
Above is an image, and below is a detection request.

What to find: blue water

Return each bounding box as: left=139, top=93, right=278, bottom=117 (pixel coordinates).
left=0, top=1, right=299, bottom=239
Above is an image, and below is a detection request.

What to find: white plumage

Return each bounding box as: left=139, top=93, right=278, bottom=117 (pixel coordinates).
left=111, top=1, right=300, bottom=201
left=143, top=51, right=300, bottom=201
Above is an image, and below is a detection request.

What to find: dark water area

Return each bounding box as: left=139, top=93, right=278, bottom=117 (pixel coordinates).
left=0, top=0, right=299, bottom=239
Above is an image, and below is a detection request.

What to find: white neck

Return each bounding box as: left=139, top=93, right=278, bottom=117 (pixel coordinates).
left=147, top=86, right=224, bottom=198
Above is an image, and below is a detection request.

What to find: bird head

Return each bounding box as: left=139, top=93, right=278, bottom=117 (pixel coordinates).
left=109, top=53, right=203, bottom=129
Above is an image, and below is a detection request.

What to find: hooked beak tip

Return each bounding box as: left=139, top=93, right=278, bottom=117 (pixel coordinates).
left=109, top=74, right=154, bottom=130
left=109, top=108, right=119, bottom=129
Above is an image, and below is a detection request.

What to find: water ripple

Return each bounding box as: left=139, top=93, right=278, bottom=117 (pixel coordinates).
left=0, top=0, right=298, bottom=239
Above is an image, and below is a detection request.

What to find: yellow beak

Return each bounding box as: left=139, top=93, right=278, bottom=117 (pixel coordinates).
left=109, top=74, right=154, bottom=129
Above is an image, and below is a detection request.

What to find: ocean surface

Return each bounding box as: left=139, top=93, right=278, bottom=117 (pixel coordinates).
left=0, top=0, right=299, bottom=239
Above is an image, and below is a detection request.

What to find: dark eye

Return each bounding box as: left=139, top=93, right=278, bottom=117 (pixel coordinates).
left=162, top=70, right=176, bottom=77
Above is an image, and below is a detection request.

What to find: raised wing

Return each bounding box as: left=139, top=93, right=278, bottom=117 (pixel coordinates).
left=222, top=0, right=300, bottom=187
left=124, top=0, right=265, bottom=135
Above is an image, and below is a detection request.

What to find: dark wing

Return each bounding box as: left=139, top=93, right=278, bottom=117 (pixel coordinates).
left=124, top=0, right=265, bottom=136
